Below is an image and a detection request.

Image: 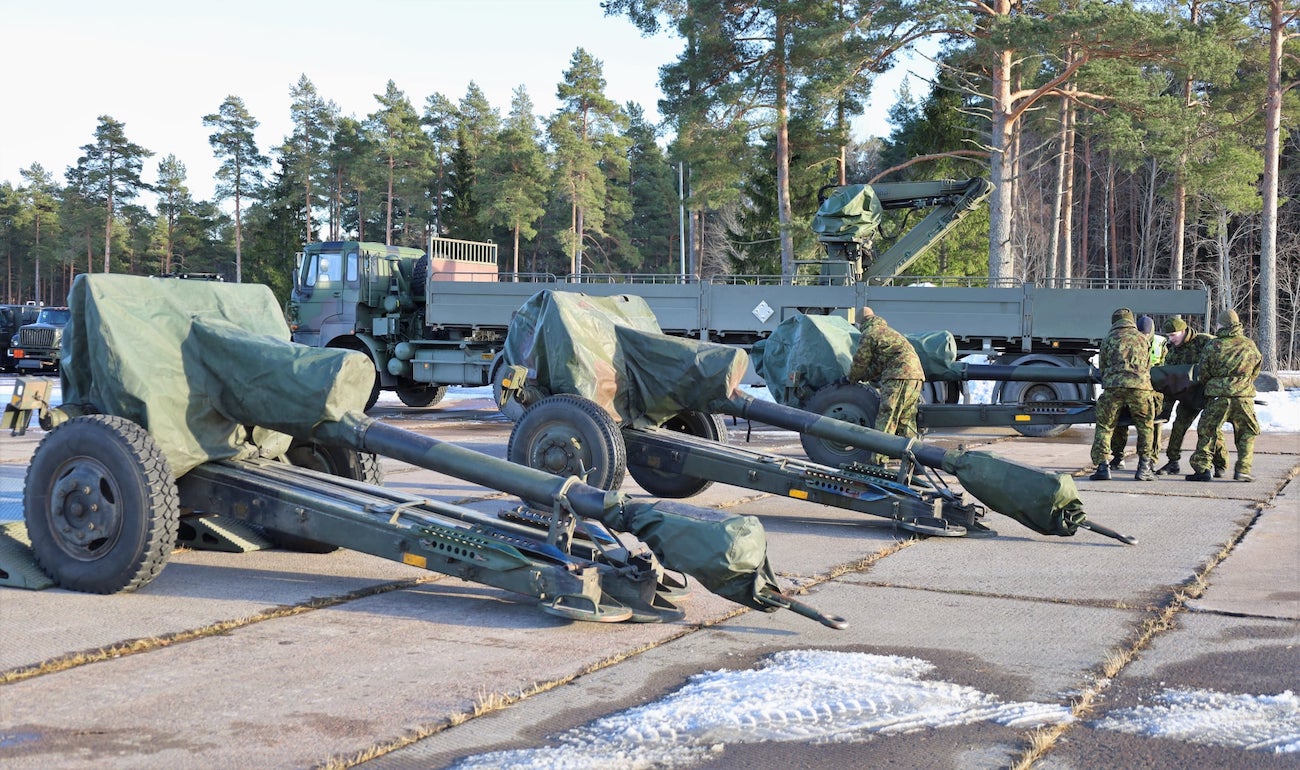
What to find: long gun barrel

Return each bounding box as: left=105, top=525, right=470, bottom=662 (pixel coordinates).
left=718, top=391, right=1127, bottom=543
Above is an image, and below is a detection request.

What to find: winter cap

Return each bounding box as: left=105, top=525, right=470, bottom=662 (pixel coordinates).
left=1111, top=308, right=1134, bottom=323
left=1137, top=315, right=1155, bottom=334
left=1218, top=308, right=1240, bottom=326
left=1163, top=316, right=1187, bottom=334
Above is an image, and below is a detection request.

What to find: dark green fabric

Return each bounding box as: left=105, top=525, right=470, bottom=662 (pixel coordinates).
left=61, top=274, right=371, bottom=477
left=750, top=313, right=963, bottom=408
left=811, top=184, right=884, bottom=242
left=752, top=314, right=860, bottom=408
left=505, top=291, right=748, bottom=428
left=611, top=500, right=781, bottom=612
left=942, top=450, right=1085, bottom=536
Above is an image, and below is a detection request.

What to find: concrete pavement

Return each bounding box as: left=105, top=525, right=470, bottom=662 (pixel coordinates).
left=0, top=403, right=1295, bottom=769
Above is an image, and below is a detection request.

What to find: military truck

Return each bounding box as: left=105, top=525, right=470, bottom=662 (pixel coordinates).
left=10, top=305, right=70, bottom=372
left=286, top=177, right=1209, bottom=425
left=1, top=304, right=41, bottom=371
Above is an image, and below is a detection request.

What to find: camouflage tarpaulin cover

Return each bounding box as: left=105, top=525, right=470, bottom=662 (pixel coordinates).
left=752, top=314, right=859, bottom=408
left=751, top=314, right=964, bottom=407
left=504, top=291, right=748, bottom=427
left=811, top=184, right=883, bottom=243
left=941, top=450, right=1085, bottom=536
left=61, top=274, right=373, bottom=476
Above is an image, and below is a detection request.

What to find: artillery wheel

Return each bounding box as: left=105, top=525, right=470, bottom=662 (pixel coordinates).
left=508, top=394, right=626, bottom=491
left=627, top=411, right=727, bottom=498
left=277, top=441, right=385, bottom=553
left=800, top=382, right=880, bottom=467
left=24, top=415, right=179, bottom=594
left=396, top=384, right=449, bottom=408
left=993, top=355, right=1091, bottom=438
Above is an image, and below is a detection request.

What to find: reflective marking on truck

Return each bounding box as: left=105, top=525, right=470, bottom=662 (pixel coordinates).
left=788, top=489, right=809, bottom=500
left=402, top=552, right=427, bottom=569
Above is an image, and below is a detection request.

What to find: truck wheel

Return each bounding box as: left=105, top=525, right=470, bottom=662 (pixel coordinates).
left=24, top=415, right=179, bottom=594
left=396, top=384, right=449, bottom=408
left=365, top=374, right=381, bottom=411
left=800, top=382, right=880, bottom=467
left=508, top=394, right=626, bottom=491
left=993, top=355, right=1090, bottom=438
left=277, top=441, right=385, bottom=552
left=627, top=411, right=726, bottom=498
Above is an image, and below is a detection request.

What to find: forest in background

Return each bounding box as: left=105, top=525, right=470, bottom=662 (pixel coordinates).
left=0, top=1, right=1296, bottom=366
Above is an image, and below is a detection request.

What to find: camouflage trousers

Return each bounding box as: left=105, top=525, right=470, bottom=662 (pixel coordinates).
left=872, top=379, right=922, bottom=463
left=1091, top=387, right=1156, bottom=466
left=1167, top=398, right=1227, bottom=469
left=1191, top=396, right=1259, bottom=475
left=1110, top=392, right=1164, bottom=460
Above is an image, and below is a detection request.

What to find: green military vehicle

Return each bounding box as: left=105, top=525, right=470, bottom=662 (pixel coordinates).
left=286, top=177, right=1209, bottom=433
left=1, top=304, right=41, bottom=371
left=10, top=305, right=70, bottom=373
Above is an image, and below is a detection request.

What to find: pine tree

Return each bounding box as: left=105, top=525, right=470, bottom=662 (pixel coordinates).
left=75, top=115, right=152, bottom=273
left=477, top=87, right=549, bottom=276
left=204, top=95, right=267, bottom=282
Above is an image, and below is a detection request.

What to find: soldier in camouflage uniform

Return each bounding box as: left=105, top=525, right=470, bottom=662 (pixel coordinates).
left=848, top=307, right=925, bottom=463
left=1090, top=308, right=1157, bottom=481
left=1186, top=308, right=1261, bottom=482
left=1155, top=316, right=1227, bottom=476
left=1109, top=315, right=1166, bottom=469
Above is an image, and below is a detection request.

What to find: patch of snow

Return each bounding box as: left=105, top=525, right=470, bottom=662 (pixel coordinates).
left=1093, top=687, right=1300, bottom=754
left=447, top=650, right=1072, bottom=770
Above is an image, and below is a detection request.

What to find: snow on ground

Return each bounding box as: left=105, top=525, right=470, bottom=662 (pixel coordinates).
left=1093, top=688, right=1300, bottom=754
left=446, top=650, right=1075, bottom=770
left=445, top=651, right=1300, bottom=770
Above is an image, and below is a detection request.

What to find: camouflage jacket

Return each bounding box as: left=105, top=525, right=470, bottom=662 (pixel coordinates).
left=1098, top=318, right=1152, bottom=390
left=1200, top=323, right=1261, bottom=398
left=848, top=316, right=924, bottom=383
left=1164, top=331, right=1212, bottom=367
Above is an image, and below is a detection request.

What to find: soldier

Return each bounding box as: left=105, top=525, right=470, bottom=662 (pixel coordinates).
left=1109, top=315, right=1166, bottom=469
left=1186, top=308, right=1261, bottom=482
left=1090, top=308, right=1157, bottom=481
left=1155, top=316, right=1227, bottom=476
left=848, top=307, right=925, bottom=463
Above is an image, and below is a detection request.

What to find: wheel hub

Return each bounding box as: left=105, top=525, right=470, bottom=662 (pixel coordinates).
left=49, top=462, right=122, bottom=559
left=536, top=432, right=582, bottom=475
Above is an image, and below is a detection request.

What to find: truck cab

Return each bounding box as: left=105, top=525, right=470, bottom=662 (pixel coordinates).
left=11, top=306, right=71, bottom=372
left=1, top=304, right=41, bottom=370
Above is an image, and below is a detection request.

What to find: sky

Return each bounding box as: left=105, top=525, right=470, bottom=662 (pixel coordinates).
left=2, top=0, right=927, bottom=205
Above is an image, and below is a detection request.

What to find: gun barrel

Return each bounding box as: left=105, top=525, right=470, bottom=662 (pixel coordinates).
left=320, top=414, right=615, bottom=520
left=724, top=395, right=950, bottom=470
left=957, top=364, right=1101, bottom=384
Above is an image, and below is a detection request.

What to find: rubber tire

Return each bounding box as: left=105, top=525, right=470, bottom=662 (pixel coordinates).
left=799, top=382, right=881, bottom=467
left=396, top=384, right=449, bottom=408
left=410, top=253, right=430, bottom=299
left=277, top=441, right=385, bottom=553
left=24, top=415, right=179, bottom=594
left=627, top=411, right=726, bottom=498
left=992, top=355, right=1091, bottom=438
left=507, top=394, right=627, bottom=491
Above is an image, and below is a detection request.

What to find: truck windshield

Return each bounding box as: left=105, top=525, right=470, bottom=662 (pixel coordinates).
left=300, top=251, right=344, bottom=288
left=36, top=308, right=70, bottom=325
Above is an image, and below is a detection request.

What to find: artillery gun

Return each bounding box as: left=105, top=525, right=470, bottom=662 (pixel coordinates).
left=496, top=291, right=1135, bottom=545
left=752, top=313, right=1197, bottom=466
left=1, top=274, right=844, bottom=629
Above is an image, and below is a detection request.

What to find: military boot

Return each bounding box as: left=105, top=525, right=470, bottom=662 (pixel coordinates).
left=1135, top=459, right=1155, bottom=481
left=1185, top=468, right=1213, bottom=482
left=1213, top=465, right=1226, bottom=478
left=1090, top=463, right=1110, bottom=481
left=1154, top=459, right=1180, bottom=476
left=1109, top=456, right=1126, bottom=470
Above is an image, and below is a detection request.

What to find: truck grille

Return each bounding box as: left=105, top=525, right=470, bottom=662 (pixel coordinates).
left=18, top=328, right=55, bottom=348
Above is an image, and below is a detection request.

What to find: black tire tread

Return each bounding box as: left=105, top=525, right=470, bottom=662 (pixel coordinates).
left=507, top=394, right=627, bottom=491
left=25, top=414, right=179, bottom=594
